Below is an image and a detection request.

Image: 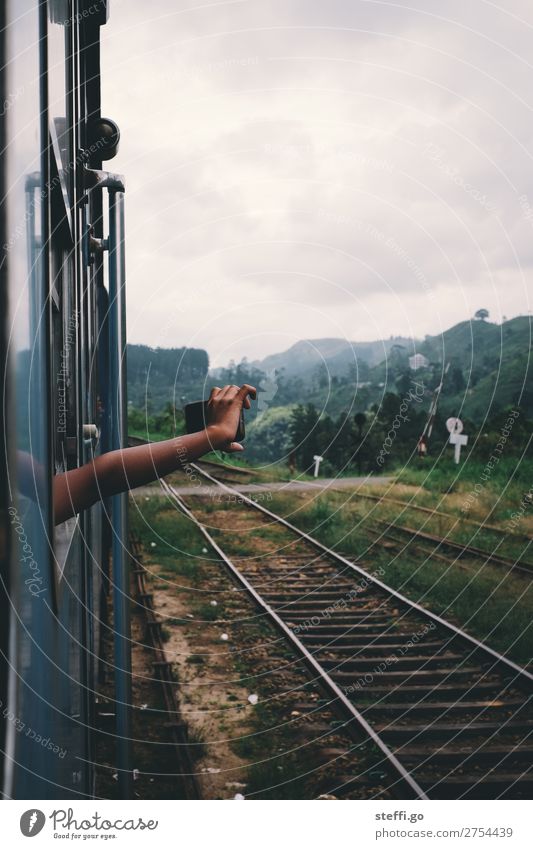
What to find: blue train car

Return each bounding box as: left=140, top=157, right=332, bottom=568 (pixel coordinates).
left=0, top=1, right=131, bottom=799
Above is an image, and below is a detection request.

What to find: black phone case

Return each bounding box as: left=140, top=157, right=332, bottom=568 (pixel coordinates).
left=184, top=400, right=245, bottom=442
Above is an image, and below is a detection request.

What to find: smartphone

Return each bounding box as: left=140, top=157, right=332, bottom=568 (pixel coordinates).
left=184, top=400, right=245, bottom=442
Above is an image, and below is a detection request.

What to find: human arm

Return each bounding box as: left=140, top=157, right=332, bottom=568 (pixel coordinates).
left=53, top=384, right=256, bottom=525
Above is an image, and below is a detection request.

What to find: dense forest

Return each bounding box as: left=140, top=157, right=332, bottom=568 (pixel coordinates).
left=280, top=399, right=532, bottom=476
left=127, top=344, right=209, bottom=411
left=127, top=316, right=533, bottom=473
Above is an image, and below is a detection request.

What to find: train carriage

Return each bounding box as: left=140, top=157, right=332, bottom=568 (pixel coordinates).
left=0, top=0, right=130, bottom=799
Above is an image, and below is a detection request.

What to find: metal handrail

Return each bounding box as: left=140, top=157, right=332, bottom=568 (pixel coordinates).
left=107, top=184, right=132, bottom=799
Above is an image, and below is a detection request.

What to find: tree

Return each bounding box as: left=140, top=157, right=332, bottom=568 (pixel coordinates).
left=314, top=363, right=329, bottom=390
left=353, top=412, right=367, bottom=474
left=390, top=343, right=407, bottom=366
left=449, top=365, right=465, bottom=393
left=395, top=368, right=413, bottom=396
left=474, top=308, right=489, bottom=321
left=289, top=403, right=330, bottom=471
left=354, top=412, right=367, bottom=439
left=377, top=393, right=400, bottom=426
left=245, top=406, right=293, bottom=463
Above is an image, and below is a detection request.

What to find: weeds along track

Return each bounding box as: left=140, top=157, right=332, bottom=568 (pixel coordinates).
left=353, top=490, right=533, bottom=544
left=159, top=465, right=533, bottom=800
left=364, top=518, right=533, bottom=578
left=350, top=491, right=533, bottom=577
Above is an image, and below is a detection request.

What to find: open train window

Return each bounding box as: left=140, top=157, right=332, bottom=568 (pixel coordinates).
left=49, top=144, right=80, bottom=577
left=50, top=153, right=78, bottom=476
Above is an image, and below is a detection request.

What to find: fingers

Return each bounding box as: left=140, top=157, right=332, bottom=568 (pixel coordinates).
left=211, top=384, right=257, bottom=403
left=220, top=384, right=239, bottom=399
left=208, top=386, right=221, bottom=401
left=226, top=442, right=244, bottom=453
left=238, top=383, right=257, bottom=401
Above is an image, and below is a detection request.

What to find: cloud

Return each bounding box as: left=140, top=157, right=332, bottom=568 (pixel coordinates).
left=102, top=0, right=533, bottom=362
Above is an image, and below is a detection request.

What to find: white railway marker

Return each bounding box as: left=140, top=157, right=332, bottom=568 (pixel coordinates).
left=449, top=431, right=468, bottom=463
left=313, top=455, right=324, bottom=477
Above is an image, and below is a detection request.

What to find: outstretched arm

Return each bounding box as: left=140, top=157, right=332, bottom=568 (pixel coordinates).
left=53, top=384, right=255, bottom=525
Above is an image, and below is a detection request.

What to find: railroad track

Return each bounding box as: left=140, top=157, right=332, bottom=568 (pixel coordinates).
left=203, top=476, right=532, bottom=576
left=157, top=464, right=533, bottom=800
left=354, top=490, right=533, bottom=542
left=366, top=518, right=533, bottom=578
left=196, top=459, right=255, bottom=485
left=130, top=435, right=531, bottom=575
left=305, top=485, right=532, bottom=576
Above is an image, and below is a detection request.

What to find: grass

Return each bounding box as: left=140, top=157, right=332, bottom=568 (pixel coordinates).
left=201, top=451, right=294, bottom=484
left=186, top=654, right=205, bottom=665
left=265, top=489, right=533, bottom=666
left=193, top=601, right=224, bottom=622
left=186, top=727, right=208, bottom=762
left=129, top=499, right=208, bottom=579
left=350, top=492, right=531, bottom=565
left=395, top=456, right=533, bottom=526
left=160, top=626, right=172, bottom=642
left=228, top=696, right=327, bottom=800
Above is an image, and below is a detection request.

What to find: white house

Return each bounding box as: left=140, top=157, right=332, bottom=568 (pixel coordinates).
left=409, top=353, right=429, bottom=371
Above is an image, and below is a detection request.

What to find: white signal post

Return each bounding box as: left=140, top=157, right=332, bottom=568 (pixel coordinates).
left=446, top=417, right=468, bottom=464
left=449, top=431, right=468, bottom=463
left=313, top=455, right=324, bottom=477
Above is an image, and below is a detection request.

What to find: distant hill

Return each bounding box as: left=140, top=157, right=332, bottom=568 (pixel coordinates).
left=420, top=316, right=531, bottom=369
left=249, top=335, right=416, bottom=378
left=420, top=316, right=533, bottom=420
left=127, top=316, right=532, bottom=421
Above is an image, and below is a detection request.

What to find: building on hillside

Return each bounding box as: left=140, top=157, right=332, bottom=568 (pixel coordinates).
left=409, top=353, right=429, bottom=371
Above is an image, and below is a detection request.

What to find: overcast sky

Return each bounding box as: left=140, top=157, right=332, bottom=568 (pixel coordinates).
left=102, top=0, right=533, bottom=366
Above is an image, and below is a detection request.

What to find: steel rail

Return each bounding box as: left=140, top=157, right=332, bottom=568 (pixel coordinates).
left=369, top=518, right=533, bottom=577
left=353, top=490, right=533, bottom=542
left=159, top=478, right=429, bottom=800
left=186, top=463, right=533, bottom=689
left=373, top=517, right=533, bottom=575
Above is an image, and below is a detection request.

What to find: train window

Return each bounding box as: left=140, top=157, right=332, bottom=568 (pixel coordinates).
left=50, top=156, right=78, bottom=476
left=50, top=148, right=80, bottom=576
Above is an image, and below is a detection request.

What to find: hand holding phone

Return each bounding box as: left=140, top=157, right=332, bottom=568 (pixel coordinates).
left=184, top=384, right=256, bottom=452
left=184, top=400, right=245, bottom=441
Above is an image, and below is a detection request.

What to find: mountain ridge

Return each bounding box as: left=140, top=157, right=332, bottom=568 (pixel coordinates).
left=243, top=334, right=417, bottom=376
left=127, top=315, right=532, bottom=421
